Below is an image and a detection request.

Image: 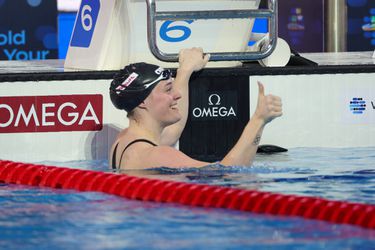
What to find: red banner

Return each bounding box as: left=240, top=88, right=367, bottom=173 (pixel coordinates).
left=0, top=95, right=103, bottom=133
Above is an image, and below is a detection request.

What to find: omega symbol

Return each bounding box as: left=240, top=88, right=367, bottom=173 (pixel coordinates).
left=208, top=94, right=221, bottom=106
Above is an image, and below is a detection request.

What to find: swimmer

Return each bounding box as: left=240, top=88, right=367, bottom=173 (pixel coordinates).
left=109, top=47, right=282, bottom=169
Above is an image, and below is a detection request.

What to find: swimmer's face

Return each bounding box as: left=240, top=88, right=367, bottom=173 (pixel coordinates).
left=143, top=77, right=181, bottom=126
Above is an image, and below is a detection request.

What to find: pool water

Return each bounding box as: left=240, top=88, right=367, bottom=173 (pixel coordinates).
left=1, top=147, right=375, bottom=249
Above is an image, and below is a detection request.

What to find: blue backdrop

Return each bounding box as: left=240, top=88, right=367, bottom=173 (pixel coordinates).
left=0, top=0, right=58, bottom=60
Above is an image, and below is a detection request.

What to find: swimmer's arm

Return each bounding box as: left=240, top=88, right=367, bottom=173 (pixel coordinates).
left=221, top=82, right=282, bottom=166
left=160, top=67, right=192, bottom=146
left=161, top=48, right=209, bottom=146
left=220, top=117, right=265, bottom=166
left=152, top=118, right=263, bottom=168
left=148, top=120, right=263, bottom=168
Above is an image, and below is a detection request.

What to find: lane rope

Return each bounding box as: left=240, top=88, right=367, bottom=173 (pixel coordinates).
left=0, top=160, right=374, bottom=229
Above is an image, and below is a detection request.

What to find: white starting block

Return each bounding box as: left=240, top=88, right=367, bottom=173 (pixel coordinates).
left=64, top=0, right=278, bottom=70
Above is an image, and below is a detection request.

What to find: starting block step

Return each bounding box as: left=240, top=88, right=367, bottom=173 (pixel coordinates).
left=64, top=0, right=267, bottom=70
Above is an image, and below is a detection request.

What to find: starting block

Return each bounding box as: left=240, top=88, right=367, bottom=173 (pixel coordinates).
left=64, top=0, right=278, bottom=70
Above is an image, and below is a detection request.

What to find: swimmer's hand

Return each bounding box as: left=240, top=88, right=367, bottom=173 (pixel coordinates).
left=178, top=47, right=210, bottom=73
left=253, top=81, right=283, bottom=125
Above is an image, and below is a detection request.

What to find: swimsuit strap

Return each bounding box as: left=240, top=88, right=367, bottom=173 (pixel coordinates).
left=111, top=143, right=119, bottom=169
left=113, top=139, right=157, bottom=169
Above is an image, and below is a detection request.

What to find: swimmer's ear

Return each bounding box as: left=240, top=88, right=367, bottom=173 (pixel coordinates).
left=138, top=102, right=147, bottom=110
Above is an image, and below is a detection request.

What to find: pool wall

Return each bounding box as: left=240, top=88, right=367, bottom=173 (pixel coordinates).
left=0, top=61, right=375, bottom=162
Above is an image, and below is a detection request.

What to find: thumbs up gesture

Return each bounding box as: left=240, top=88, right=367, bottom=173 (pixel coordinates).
left=254, top=81, right=283, bottom=124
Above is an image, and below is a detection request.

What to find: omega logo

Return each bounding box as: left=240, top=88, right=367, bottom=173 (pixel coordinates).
left=208, top=94, right=221, bottom=106
left=0, top=95, right=103, bottom=133
left=192, top=93, right=237, bottom=119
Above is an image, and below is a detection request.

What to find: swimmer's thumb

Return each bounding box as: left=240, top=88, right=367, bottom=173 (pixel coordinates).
left=257, top=81, right=265, bottom=97
left=204, top=53, right=210, bottom=63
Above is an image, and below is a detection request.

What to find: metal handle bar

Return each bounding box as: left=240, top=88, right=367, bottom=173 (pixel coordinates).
left=146, top=0, right=278, bottom=62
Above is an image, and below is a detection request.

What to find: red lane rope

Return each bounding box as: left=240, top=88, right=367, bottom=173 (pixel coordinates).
left=0, top=160, right=374, bottom=229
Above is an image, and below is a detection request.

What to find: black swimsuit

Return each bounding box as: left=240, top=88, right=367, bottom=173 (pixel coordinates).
left=111, top=139, right=157, bottom=169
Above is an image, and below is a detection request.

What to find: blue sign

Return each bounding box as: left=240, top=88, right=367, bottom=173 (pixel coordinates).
left=350, top=97, right=367, bottom=114
left=70, top=0, right=100, bottom=48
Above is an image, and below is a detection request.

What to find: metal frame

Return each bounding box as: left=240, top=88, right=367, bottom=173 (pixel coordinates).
left=146, top=0, right=278, bottom=62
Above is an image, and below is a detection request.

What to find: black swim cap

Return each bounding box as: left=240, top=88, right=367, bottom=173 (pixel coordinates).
left=110, top=62, right=172, bottom=112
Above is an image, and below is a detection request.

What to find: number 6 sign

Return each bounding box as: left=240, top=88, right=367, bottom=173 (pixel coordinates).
left=70, top=0, right=101, bottom=48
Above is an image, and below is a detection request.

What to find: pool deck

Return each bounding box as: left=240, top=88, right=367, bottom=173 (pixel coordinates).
left=301, top=51, right=375, bottom=66
left=0, top=51, right=374, bottom=81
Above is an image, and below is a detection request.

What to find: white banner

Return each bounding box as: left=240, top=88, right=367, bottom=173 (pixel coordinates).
left=250, top=73, right=375, bottom=148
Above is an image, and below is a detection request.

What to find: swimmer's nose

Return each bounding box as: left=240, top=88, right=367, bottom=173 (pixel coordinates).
left=174, top=89, right=181, bottom=100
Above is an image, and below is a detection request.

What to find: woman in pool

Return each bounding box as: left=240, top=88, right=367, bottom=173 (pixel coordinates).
left=110, top=47, right=282, bottom=169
